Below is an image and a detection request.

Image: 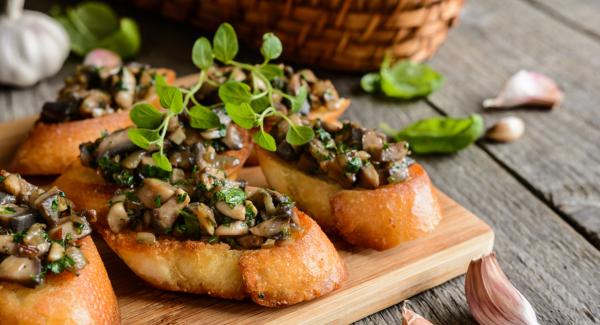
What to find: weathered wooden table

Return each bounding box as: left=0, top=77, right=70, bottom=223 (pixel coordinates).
left=2, top=0, right=599, bottom=324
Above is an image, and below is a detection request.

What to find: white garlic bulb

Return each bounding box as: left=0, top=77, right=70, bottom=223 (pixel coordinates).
left=0, top=0, right=70, bottom=87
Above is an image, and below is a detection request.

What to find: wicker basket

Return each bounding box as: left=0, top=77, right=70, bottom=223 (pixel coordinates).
left=129, top=0, right=464, bottom=72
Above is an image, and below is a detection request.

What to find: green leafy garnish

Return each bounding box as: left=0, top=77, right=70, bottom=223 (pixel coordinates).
left=261, top=33, right=283, bottom=61
left=213, top=23, right=239, bottom=63
left=253, top=130, right=276, bottom=152
left=52, top=2, right=141, bottom=58
left=361, top=56, right=443, bottom=99
left=0, top=176, right=5, bottom=183
left=46, top=255, right=76, bottom=274
left=129, top=104, right=164, bottom=129
left=0, top=206, right=16, bottom=215
left=192, top=37, right=214, bottom=70
left=381, top=114, right=484, bottom=154
left=215, top=187, right=246, bottom=207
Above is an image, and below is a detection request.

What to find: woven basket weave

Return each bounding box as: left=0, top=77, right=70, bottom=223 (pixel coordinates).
left=129, top=0, right=464, bottom=72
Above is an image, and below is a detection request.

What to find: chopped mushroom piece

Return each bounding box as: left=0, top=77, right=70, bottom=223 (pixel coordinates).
left=215, top=221, right=248, bottom=237
left=215, top=201, right=246, bottom=220
left=250, top=217, right=290, bottom=238
left=47, top=242, right=65, bottom=262
left=188, top=203, right=216, bottom=235
left=65, top=247, right=88, bottom=273
left=94, top=128, right=136, bottom=160
left=0, top=235, right=16, bottom=255
left=136, top=178, right=176, bottom=209
left=136, top=232, right=156, bottom=244
left=358, top=164, right=380, bottom=189
left=0, top=204, right=37, bottom=233
left=107, top=202, right=130, bottom=233
left=0, top=256, right=42, bottom=287
left=222, top=124, right=244, bottom=150
left=152, top=189, right=190, bottom=232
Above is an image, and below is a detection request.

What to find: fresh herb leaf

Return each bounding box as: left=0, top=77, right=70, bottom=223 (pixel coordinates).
left=189, top=105, right=221, bottom=129
left=130, top=103, right=164, bottom=129
left=257, top=64, right=284, bottom=80
left=225, top=103, right=256, bottom=129
left=383, top=114, right=484, bottom=154
left=96, top=18, right=141, bottom=59
left=250, top=95, right=271, bottom=113
left=360, top=72, right=381, bottom=94
left=219, top=81, right=252, bottom=105
left=152, top=152, right=172, bottom=172
left=260, top=33, right=282, bottom=61
left=0, top=206, right=16, bottom=215
left=379, top=58, right=443, bottom=99
left=345, top=153, right=363, bottom=173
left=215, top=187, right=246, bottom=207
left=192, top=37, right=213, bottom=71
left=128, top=128, right=159, bottom=150
left=290, top=86, right=308, bottom=113
left=254, top=130, right=277, bottom=151
left=286, top=125, right=314, bottom=146
left=0, top=176, right=5, bottom=183
left=12, top=232, right=25, bottom=243
left=179, top=210, right=201, bottom=238
left=154, top=196, right=162, bottom=207
left=213, top=23, right=238, bottom=63
left=159, top=87, right=184, bottom=113
left=177, top=193, right=187, bottom=203
left=46, top=255, right=75, bottom=274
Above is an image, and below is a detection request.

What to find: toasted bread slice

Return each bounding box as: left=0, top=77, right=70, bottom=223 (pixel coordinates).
left=10, top=70, right=176, bottom=176
left=256, top=149, right=443, bottom=250
left=0, top=236, right=119, bottom=325
left=96, top=209, right=346, bottom=307
left=52, top=129, right=253, bottom=221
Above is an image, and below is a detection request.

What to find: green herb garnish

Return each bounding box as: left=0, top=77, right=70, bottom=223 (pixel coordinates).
left=154, top=196, right=162, bottom=208
left=177, top=193, right=187, bottom=203
left=46, top=255, right=76, bottom=274
left=215, top=187, right=245, bottom=207
left=0, top=206, right=16, bottom=215
left=361, top=56, right=443, bottom=99
left=12, top=231, right=25, bottom=243
left=0, top=176, right=5, bottom=183
left=381, top=114, right=484, bottom=154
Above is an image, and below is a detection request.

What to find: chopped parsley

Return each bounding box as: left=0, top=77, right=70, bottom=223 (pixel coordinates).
left=177, top=193, right=187, bottom=203
left=214, top=187, right=245, bottom=207
left=51, top=198, right=59, bottom=212
left=345, top=153, right=363, bottom=174
left=0, top=205, right=16, bottom=215
left=74, top=221, right=85, bottom=234
left=45, top=255, right=75, bottom=274
left=154, top=196, right=162, bottom=207
left=208, top=236, right=219, bottom=244
left=0, top=176, right=5, bottom=182
left=12, top=231, right=25, bottom=243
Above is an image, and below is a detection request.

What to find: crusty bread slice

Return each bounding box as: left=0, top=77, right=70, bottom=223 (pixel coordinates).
left=256, top=149, right=443, bottom=250
left=52, top=127, right=252, bottom=221
left=96, top=208, right=346, bottom=307
left=0, top=236, right=120, bottom=325
left=10, top=69, right=176, bottom=176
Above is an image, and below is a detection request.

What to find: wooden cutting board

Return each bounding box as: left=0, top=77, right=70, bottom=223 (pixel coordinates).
left=0, top=117, right=494, bottom=325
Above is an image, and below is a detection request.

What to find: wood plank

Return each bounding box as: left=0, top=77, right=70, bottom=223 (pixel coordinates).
left=524, top=0, right=600, bottom=38
left=424, top=0, right=600, bottom=247
left=0, top=118, right=494, bottom=324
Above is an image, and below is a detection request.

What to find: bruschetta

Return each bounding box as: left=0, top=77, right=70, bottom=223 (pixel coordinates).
left=256, top=118, right=443, bottom=251
left=10, top=62, right=176, bottom=175
left=0, top=170, right=119, bottom=324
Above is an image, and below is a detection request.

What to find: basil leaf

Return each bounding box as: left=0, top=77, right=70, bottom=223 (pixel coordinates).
left=225, top=103, right=256, bottom=129
left=219, top=81, right=252, bottom=105
left=360, top=72, right=381, bottom=94
left=260, top=33, right=282, bottom=61
left=128, top=128, right=159, bottom=150
left=390, top=114, right=484, bottom=154
left=286, top=125, right=314, bottom=145
left=130, top=103, right=164, bottom=129
left=152, top=152, right=172, bottom=172
left=380, top=60, right=443, bottom=99
left=189, top=105, right=220, bottom=129
left=160, top=87, right=184, bottom=113
left=253, top=130, right=276, bottom=151
left=192, top=37, right=213, bottom=71
left=213, top=23, right=238, bottom=63
left=290, top=86, right=308, bottom=113
left=257, top=64, right=284, bottom=80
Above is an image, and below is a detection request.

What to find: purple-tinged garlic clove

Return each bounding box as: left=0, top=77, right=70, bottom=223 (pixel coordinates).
left=465, top=252, right=539, bottom=325
left=486, top=116, right=525, bottom=142
left=401, top=302, right=433, bottom=325
left=483, top=70, right=563, bottom=109
left=84, top=48, right=122, bottom=69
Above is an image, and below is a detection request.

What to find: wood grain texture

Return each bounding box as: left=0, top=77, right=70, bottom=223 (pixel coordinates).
left=0, top=123, right=494, bottom=323
left=0, top=0, right=598, bottom=323
left=524, top=0, right=600, bottom=38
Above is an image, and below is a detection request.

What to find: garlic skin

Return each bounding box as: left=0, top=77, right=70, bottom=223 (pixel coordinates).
left=0, top=0, right=70, bottom=87
left=401, top=303, right=433, bottom=325
left=486, top=116, right=525, bottom=142
left=84, top=49, right=122, bottom=69
left=483, top=70, right=563, bottom=109
left=465, top=252, right=539, bottom=325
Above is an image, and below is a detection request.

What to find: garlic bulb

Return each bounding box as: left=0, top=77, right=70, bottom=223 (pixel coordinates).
left=401, top=303, right=433, bottom=325
left=486, top=116, right=525, bottom=142
left=0, top=0, right=70, bottom=87
left=483, top=70, right=563, bottom=109
left=465, top=252, right=539, bottom=325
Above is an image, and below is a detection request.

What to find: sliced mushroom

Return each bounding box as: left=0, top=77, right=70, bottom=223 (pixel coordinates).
left=66, top=246, right=88, bottom=273
left=309, top=139, right=332, bottom=161
left=47, top=242, right=65, bottom=262
left=249, top=217, right=290, bottom=238
left=136, top=178, right=176, bottom=209
left=168, top=126, right=187, bottom=145
left=79, top=90, right=110, bottom=116
left=362, top=130, right=385, bottom=157
left=215, top=201, right=246, bottom=221
left=0, top=234, right=16, bottom=255
left=358, top=164, right=380, bottom=189
left=247, top=189, right=276, bottom=215
left=33, top=187, right=66, bottom=225
left=387, top=161, right=410, bottom=184
left=24, top=223, right=47, bottom=246
left=121, top=150, right=146, bottom=169
left=136, top=232, right=157, bottom=244
left=200, top=128, right=225, bottom=140
left=1, top=174, right=21, bottom=196
left=380, top=142, right=409, bottom=162
left=48, top=216, right=92, bottom=240
left=94, top=128, right=136, bottom=160
left=0, top=256, right=42, bottom=287
left=0, top=204, right=38, bottom=233
left=0, top=192, right=16, bottom=205
left=107, top=202, right=130, bottom=233
left=113, top=67, right=136, bottom=108
left=188, top=203, right=216, bottom=235
left=151, top=189, right=190, bottom=232
left=215, top=221, right=248, bottom=237
left=222, top=124, right=244, bottom=150
left=236, top=234, right=265, bottom=249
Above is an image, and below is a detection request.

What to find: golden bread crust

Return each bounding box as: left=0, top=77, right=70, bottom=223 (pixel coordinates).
left=0, top=237, right=120, bottom=325
left=96, top=210, right=346, bottom=306
left=10, top=111, right=133, bottom=175
left=256, top=149, right=443, bottom=250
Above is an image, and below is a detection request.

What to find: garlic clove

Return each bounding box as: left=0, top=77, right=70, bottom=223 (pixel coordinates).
left=483, top=70, right=563, bottom=109
left=465, top=252, right=539, bottom=325
left=401, top=302, right=433, bottom=325
left=486, top=116, right=525, bottom=142
left=84, top=48, right=122, bottom=69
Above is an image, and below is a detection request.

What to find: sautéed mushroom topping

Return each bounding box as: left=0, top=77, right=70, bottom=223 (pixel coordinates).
left=106, top=166, right=299, bottom=249
left=0, top=171, right=92, bottom=287
left=271, top=118, right=413, bottom=189
left=79, top=109, right=246, bottom=187
left=40, top=63, right=167, bottom=123
left=194, top=65, right=346, bottom=115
